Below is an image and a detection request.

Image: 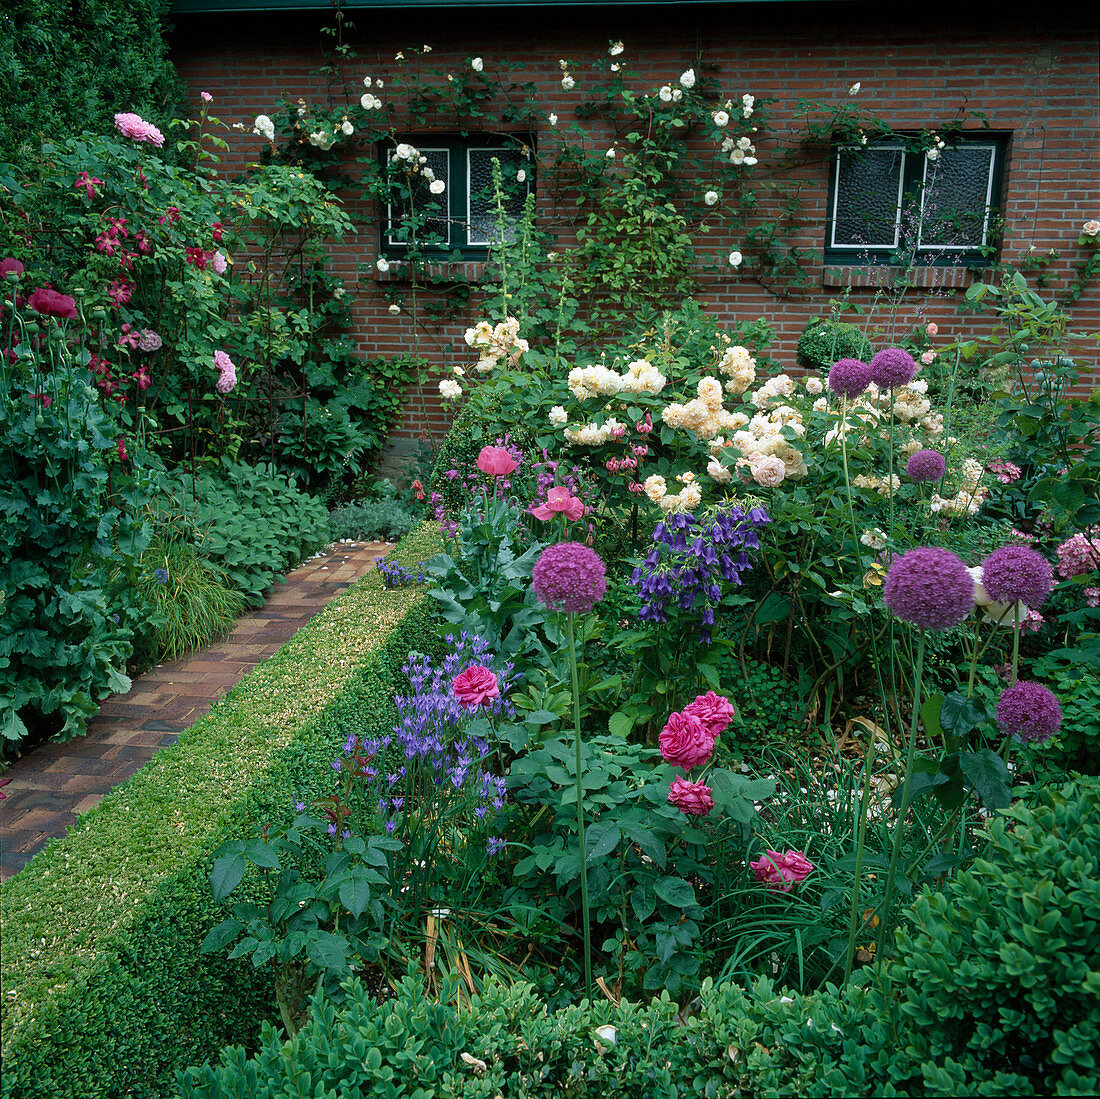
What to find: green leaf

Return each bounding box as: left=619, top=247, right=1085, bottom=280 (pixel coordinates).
left=210, top=852, right=246, bottom=901
left=305, top=931, right=349, bottom=972
left=920, top=693, right=945, bottom=741
left=940, top=692, right=985, bottom=739
left=608, top=710, right=635, bottom=738
left=200, top=918, right=242, bottom=954
left=653, top=875, right=696, bottom=909
left=584, top=822, right=620, bottom=863
left=338, top=869, right=373, bottom=919
left=631, top=884, right=656, bottom=922
left=960, top=748, right=1013, bottom=811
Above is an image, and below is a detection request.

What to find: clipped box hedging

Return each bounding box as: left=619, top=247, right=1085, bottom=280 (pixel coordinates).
left=0, top=525, right=442, bottom=1099
left=178, top=779, right=1100, bottom=1097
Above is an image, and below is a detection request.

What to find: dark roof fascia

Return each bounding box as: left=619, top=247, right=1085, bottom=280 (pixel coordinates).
left=173, top=0, right=844, bottom=12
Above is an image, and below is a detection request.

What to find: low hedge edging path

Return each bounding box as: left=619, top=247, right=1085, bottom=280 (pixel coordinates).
left=0, top=540, right=392, bottom=880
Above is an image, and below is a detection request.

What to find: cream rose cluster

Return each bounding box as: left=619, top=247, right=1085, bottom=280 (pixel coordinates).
left=567, top=358, right=667, bottom=400
left=464, top=317, right=530, bottom=372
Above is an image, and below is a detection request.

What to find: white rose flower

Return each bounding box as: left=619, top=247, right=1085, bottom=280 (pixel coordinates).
left=704, top=190, right=719, bottom=206
left=609, top=41, right=624, bottom=56
left=471, top=56, right=483, bottom=72
left=421, top=166, right=435, bottom=181
left=516, top=169, right=526, bottom=182
left=548, top=112, right=558, bottom=126
left=429, top=179, right=446, bottom=194
left=439, top=379, right=462, bottom=399
left=423, top=44, right=431, bottom=53
left=611, top=63, right=620, bottom=72
left=743, top=156, right=758, bottom=166
left=360, top=93, right=382, bottom=110
left=376, top=79, right=384, bottom=88
left=680, top=68, right=696, bottom=89
left=549, top=405, right=568, bottom=426
left=605, top=146, right=616, bottom=158
left=388, top=303, right=401, bottom=315
left=848, top=81, right=861, bottom=95
left=362, top=76, right=373, bottom=88
left=1082, top=219, right=1100, bottom=236
left=562, top=74, right=575, bottom=90
left=376, top=257, right=390, bottom=273
left=672, top=88, right=683, bottom=102
left=713, top=110, right=729, bottom=127
left=332, top=286, right=345, bottom=299
left=730, top=148, right=745, bottom=165
left=804, top=376, right=823, bottom=395
left=340, top=120, right=354, bottom=135
left=728, top=251, right=743, bottom=267
left=253, top=114, right=275, bottom=141
left=860, top=528, right=887, bottom=550
left=751, top=456, right=786, bottom=488
left=742, top=93, right=755, bottom=108
left=659, top=85, right=673, bottom=102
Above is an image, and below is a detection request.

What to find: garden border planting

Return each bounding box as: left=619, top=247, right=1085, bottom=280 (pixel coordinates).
left=0, top=523, right=442, bottom=1099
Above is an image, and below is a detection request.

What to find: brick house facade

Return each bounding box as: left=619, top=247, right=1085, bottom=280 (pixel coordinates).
left=170, top=1, right=1099, bottom=462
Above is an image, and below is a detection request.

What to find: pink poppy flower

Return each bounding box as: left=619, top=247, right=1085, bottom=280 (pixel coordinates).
left=531, top=486, right=585, bottom=522
left=477, top=445, right=518, bottom=477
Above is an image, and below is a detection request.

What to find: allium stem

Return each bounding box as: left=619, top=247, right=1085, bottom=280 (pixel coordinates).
left=843, top=723, right=877, bottom=983
left=1011, top=604, right=1021, bottom=687
left=877, top=631, right=925, bottom=960
left=566, top=611, right=593, bottom=1002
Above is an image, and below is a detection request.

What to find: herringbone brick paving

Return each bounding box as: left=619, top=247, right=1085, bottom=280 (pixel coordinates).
left=0, top=541, right=391, bottom=880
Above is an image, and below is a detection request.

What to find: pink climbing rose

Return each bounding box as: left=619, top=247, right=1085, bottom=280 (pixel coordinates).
left=682, top=691, right=737, bottom=741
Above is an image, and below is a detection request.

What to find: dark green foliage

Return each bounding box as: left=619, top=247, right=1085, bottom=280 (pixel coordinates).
left=329, top=496, right=418, bottom=543
left=796, top=318, right=873, bottom=372
left=716, top=655, right=807, bottom=747
left=159, top=461, right=329, bottom=606
left=176, top=780, right=1100, bottom=1098
left=0, top=0, right=182, bottom=166
left=0, top=576, right=443, bottom=1099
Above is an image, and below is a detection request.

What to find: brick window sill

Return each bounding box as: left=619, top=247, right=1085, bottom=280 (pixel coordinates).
left=822, top=266, right=984, bottom=290
left=376, top=261, right=495, bottom=284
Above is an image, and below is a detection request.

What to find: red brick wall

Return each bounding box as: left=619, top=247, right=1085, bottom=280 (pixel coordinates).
left=170, top=5, right=1099, bottom=448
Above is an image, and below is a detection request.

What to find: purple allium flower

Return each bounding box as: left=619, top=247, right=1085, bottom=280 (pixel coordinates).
left=906, top=448, right=946, bottom=483
left=995, top=681, right=1062, bottom=743
left=532, top=542, right=607, bottom=613
left=828, top=358, right=872, bottom=399
left=883, top=546, right=975, bottom=630
left=869, top=347, right=917, bottom=388
left=981, top=546, right=1054, bottom=610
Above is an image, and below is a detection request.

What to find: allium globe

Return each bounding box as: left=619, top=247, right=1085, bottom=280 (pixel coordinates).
left=828, top=357, right=871, bottom=399
left=531, top=542, right=607, bottom=613
left=883, top=546, right=975, bottom=630
left=906, top=448, right=946, bottom=483
left=995, top=681, right=1062, bottom=743
left=981, top=545, right=1053, bottom=610
left=869, top=347, right=917, bottom=388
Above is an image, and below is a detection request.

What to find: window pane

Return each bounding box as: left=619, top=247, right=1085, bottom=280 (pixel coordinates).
left=386, top=148, right=450, bottom=246
left=918, top=145, right=995, bottom=249
left=832, top=147, right=905, bottom=248
left=467, top=148, right=529, bottom=246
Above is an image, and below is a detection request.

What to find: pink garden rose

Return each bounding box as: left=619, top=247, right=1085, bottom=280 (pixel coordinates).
left=213, top=349, right=237, bottom=394
left=476, top=446, right=518, bottom=477
left=452, top=665, right=499, bottom=708
left=531, top=485, right=585, bottom=522
left=659, top=711, right=714, bottom=770
left=750, top=849, right=814, bottom=892
left=668, top=777, right=714, bottom=816
left=114, top=112, right=165, bottom=147
left=682, top=691, right=736, bottom=741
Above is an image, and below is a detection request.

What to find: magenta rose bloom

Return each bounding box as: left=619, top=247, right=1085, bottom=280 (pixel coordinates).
left=750, top=849, right=814, bottom=892
left=981, top=545, right=1053, bottom=610
left=869, top=347, right=917, bottom=388
left=531, top=486, right=585, bottom=522
left=26, top=286, right=78, bottom=320
left=682, top=691, right=737, bottom=741
left=883, top=546, right=975, bottom=630
left=906, top=448, right=946, bottom=483
left=668, top=777, right=714, bottom=817
left=828, top=358, right=871, bottom=399
left=995, top=681, right=1061, bottom=744
left=452, top=665, right=500, bottom=708
left=477, top=445, right=518, bottom=477
left=531, top=542, right=607, bottom=613
left=659, top=711, right=714, bottom=770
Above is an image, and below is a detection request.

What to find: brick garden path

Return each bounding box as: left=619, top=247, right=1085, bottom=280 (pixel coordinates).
left=0, top=541, right=392, bottom=880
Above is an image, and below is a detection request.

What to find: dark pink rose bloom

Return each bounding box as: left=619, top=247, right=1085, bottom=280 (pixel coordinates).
left=27, top=286, right=77, bottom=319
left=668, top=777, right=714, bottom=817
left=683, top=691, right=737, bottom=741
left=531, top=485, right=585, bottom=522
left=452, top=665, right=500, bottom=708
left=659, top=711, right=713, bottom=771
left=477, top=445, right=518, bottom=477
left=750, top=849, right=814, bottom=892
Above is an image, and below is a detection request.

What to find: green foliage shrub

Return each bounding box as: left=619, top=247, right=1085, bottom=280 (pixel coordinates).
left=795, top=318, right=873, bottom=372
left=329, top=496, right=418, bottom=543
left=0, top=526, right=444, bottom=1099
left=159, top=461, right=329, bottom=606
left=716, top=655, right=806, bottom=747
left=0, top=0, right=181, bottom=165
left=176, top=779, right=1100, bottom=1098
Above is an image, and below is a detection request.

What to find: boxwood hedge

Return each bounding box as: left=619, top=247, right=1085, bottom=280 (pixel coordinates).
left=0, top=524, right=442, bottom=1099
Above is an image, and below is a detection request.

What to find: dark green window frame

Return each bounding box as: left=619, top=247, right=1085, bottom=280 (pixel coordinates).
left=824, top=134, right=1007, bottom=267
left=381, top=135, right=534, bottom=259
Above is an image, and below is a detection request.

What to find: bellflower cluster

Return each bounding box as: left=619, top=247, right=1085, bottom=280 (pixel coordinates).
left=631, top=505, right=769, bottom=642
left=376, top=558, right=426, bottom=588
